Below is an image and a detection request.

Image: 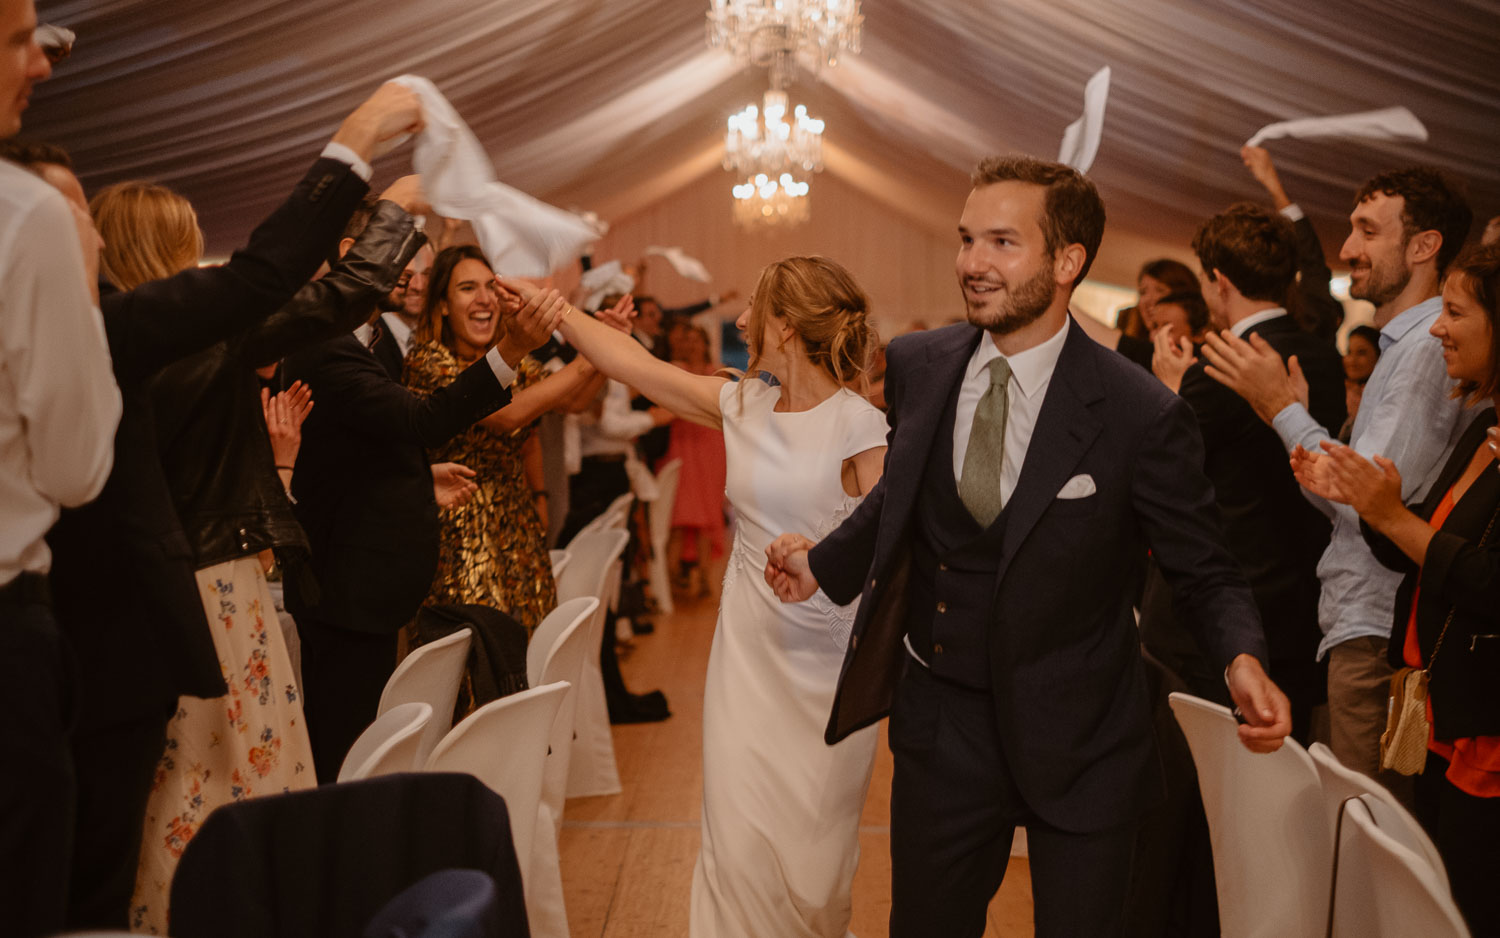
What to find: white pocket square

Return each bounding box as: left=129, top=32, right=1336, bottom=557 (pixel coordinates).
left=1057, top=474, right=1096, bottom=499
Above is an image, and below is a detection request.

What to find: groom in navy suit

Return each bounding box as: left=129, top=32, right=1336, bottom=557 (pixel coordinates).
left=768, top=156, right=1292, bottom=937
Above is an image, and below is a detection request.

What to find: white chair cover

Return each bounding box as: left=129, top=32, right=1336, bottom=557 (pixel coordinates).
left=549, top=549, right=572, bottom=582
left=424, top=681, right=570, bottom=917
left=1168, top=692, right=1331, bottom=938
left=1332, top=796, right=1470, bottom=938
left=646, top=459, right=682, bottom=616
left=377, top=628, right=472, bottom=769
left=1308, top=741, right=1450, bottom=892
left=554, top=528, right=629, bottom=798
left=337, top=701, right=432, bottom=782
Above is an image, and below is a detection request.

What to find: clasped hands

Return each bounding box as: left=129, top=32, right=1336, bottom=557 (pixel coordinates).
left=764, top=534, right=820, bottom=602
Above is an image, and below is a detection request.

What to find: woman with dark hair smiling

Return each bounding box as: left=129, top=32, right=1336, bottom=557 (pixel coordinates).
left=1293, top=243, right=1500, bottom=936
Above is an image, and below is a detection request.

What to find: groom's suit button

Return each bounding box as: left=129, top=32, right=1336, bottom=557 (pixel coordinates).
left=934, top=643, right=944, bottom=654
left=939, top=562, right=948, bottom=571
left=936, top=601, right=947, bottom=613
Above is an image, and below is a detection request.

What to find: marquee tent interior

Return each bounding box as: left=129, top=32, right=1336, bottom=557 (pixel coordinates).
left=26, top=0, right=1500, bottom=329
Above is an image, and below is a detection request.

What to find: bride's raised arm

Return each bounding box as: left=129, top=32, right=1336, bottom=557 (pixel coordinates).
left=499, top=277, right=728, bottom=429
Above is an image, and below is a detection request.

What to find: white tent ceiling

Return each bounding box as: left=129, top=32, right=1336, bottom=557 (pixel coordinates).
left=25, top=0, right=1500, bottom=286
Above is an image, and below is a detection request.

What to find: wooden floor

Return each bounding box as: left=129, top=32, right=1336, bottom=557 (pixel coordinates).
left=558, top=562, right=1035, bottom=937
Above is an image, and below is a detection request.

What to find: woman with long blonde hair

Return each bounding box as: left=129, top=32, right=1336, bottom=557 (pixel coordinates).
left=504, top=255, right=887, bottom=937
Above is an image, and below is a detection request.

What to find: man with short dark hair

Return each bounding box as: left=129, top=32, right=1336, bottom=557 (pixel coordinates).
left=1204, top=167, right=1473, bottom=792
left=769, top=155, right=1290, bottom=936
left=1144, top=203, right=1345, bottom=741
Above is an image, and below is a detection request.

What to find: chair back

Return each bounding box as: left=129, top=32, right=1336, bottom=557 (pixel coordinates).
left=646, top=459, right=682, bottom=615
left=602, top=491, right=635, bottom=530
left=424, top=681, right=570, bottom=885
left=378, top=628, right=472, bottom=769
left=555, top=529, right=629, bottom=606
left=1332, top=796, right=1470, bottom=938
left=531, top=600, right=598, bottom=829
left=1308, top=741, right=1449, bottom=892
left=549, top=549, right=571, bottom=581
left=526, top=597, right=599, bottom=688
left=338, top=702, right=433, bottom=783
left=1168, top=692, right=1331, bottom=938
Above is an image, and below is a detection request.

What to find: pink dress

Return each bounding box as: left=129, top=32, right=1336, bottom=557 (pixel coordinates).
left=660, top=365, right=727, bottom=562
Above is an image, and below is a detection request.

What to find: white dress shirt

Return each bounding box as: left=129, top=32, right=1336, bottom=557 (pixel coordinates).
left=0, top=162, right=122, bottom=584
left=380, top=312, right=415, bottom=359
left=1229, top=306, right=1288, bottom=338
left=578, top=379, right=655, bottom=458
left=351, top=322, right=517, bottom=387
left=951, top=319, right=1069, bottom=503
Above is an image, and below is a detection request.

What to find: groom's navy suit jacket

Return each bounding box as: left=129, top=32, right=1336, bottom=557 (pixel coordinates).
left=808, top=318, right=1269, bottom=832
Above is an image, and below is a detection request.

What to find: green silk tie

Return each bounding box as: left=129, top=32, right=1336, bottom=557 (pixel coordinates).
left=958, top=356, right=1011, bottom=527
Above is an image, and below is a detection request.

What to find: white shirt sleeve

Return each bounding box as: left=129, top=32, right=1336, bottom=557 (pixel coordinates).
left=597, top=379, right=655, bottom=439
left=483, top=345, right=519, bottom=387
left=5, top=192, right=121, bottom=506
left=319, top=141, right=374, bottom=183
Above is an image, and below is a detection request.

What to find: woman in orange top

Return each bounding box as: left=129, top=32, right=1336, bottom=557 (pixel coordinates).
left=1293, top=243, right=1500, bottom=936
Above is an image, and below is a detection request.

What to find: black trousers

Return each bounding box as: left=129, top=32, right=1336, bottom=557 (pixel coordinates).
left=888, top=662, right=1138, bottom=938
left=559, top=457, right=631, bottom=546
left=0, top=590, right=74, bottom=938
left=296, top=615, right=399, bottom=784
left=66, top=707, right=172, bottom=930
left=1416, top=750, right=1500, bottom=938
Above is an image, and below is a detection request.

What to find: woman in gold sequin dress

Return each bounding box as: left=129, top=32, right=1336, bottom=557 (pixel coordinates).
left=404, top=245, right=608, bottom=635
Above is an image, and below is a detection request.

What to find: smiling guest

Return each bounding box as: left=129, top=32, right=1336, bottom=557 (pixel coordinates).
left=403, top=245, right=612, bottom=661
left=1290, top=243, right=1500, bottom=935
left=1202, top=167, right=1472, bottom=797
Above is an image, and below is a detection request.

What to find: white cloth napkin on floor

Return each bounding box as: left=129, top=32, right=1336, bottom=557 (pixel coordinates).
left=1058, top=66, right=1111, bottom=175
left=1246, top=106, right=1427, bottom=147
left=391, top=75, right=598, bottom=277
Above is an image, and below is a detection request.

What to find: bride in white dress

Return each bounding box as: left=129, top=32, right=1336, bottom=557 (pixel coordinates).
left=502, top=256, right=887, bottom=937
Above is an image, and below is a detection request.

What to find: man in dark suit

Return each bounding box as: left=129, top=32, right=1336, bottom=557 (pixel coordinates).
left=38, top=83, right=424, bottom=929
left=768, top=156, right=1291, bottom=937
left=283, top=280, right=565, bottom=782
left=1145, top=203, right=1347, bottom=741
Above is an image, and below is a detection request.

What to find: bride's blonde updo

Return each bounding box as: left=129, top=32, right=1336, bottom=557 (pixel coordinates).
left=743, top=255, right=876, bottom=389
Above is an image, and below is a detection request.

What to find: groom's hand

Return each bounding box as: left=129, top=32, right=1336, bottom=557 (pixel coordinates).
left=1226, top=654, right=1293, bottom=753
left=765, top=534, right=819, bottom=603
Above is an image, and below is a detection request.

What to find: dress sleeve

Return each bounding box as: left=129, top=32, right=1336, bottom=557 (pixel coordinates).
left=843, top=396, right=891, bottom=458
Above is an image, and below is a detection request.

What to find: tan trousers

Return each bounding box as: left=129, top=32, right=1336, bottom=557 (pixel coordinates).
left=1326, top=635, right=1414, bottom=806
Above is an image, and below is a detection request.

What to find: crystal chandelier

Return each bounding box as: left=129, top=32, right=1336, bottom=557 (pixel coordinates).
left=706, top=0, right=863, bottom=89
left=733, top=172, right=811, bottom=229
left=725, top=88, right=823, bottom=230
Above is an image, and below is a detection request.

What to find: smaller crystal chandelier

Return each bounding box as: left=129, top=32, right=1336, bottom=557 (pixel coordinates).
left=706, top=0, right=863, bottom=89
left=733, top=172, right=811, bottom=228
left=724, top=88, right=825, bottom=179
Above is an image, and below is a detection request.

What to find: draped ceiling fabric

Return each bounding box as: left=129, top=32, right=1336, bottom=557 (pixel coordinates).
left=26, top=0, right=1500, bottom=295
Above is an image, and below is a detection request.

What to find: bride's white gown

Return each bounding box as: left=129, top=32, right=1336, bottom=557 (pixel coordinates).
left=690, top=379, right=889, bottom=938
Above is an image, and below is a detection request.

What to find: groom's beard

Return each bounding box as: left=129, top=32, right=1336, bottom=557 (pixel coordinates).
left=963, top=263, right=1057, bottom=336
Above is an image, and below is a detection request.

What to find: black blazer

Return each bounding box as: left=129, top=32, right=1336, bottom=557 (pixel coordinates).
left=282, top=336, right=513, bottom=635
left=1372, top=408, right=1500, bottom=740
left=808, top=320, right=1268, bottom=832
left=371, top=320, right=406, bottom=381
left=47, top=156, right=368, bottom=728
left=1159, top=313, right=1346, bottom=662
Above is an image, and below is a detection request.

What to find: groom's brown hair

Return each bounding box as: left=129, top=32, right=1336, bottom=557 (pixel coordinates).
left=971, top=155, right=1105, bottom=287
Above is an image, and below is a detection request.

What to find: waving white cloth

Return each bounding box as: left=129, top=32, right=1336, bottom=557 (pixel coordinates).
left=579, top=260, right=635, bottom=312
left=390, top=75, right=597, bottom=277
left=1246, top=106, right=1427, bottom=148
left=1057, top=66, right=1111, bottom=174
left=644, top=246, right=712, bottom=283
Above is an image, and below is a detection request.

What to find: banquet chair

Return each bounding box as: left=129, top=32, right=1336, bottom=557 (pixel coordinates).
left=646, top=458, right=682, bottom=615
left=1168, top=692, right=1331, bottom=938
left=552, top=528, right=629, bottom=798
left=376, top=627, right=471, bottom=769
left=424, top=681, right=569, bottom=919
left=1308, top=741, right=1449, bottom=892
left=1331, top=796, right=1470, bottom=938
left=527, top=596, right=599, bottom=688
left=338, top=702, right=433, bottom=782
left=549, top=548, right=572, bottom=582
left=570, top=492, right=634, bottom=544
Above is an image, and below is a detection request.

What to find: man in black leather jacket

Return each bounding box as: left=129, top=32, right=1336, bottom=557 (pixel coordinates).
left=40, top=83, right=425, bottom=930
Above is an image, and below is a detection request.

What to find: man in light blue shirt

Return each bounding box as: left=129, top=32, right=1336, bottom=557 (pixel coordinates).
left=1203, top=167, right=1473, bottom=793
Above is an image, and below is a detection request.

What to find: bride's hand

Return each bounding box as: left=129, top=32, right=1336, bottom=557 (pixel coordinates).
left=765, top=534, right=820, bottom=603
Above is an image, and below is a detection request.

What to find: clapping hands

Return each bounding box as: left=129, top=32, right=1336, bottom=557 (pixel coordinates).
left=1291, top=441, right=1404, bottom=524
left=262, top=381, right=315, bottom=469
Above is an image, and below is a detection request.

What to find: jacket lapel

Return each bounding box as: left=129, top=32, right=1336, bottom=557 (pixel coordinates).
left=995, top=321, right=1104, bottom=583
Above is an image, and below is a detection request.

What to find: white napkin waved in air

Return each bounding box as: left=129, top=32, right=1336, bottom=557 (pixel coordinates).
left=389, top=75, right=598, bottom=278
left=644, top=246, right=712, bottom=283
left=1057, top=66, right=1111, bottom=174
left=1245, top=106, right=1427, bottom=148
left=579, top=260, right=636, bottom=312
